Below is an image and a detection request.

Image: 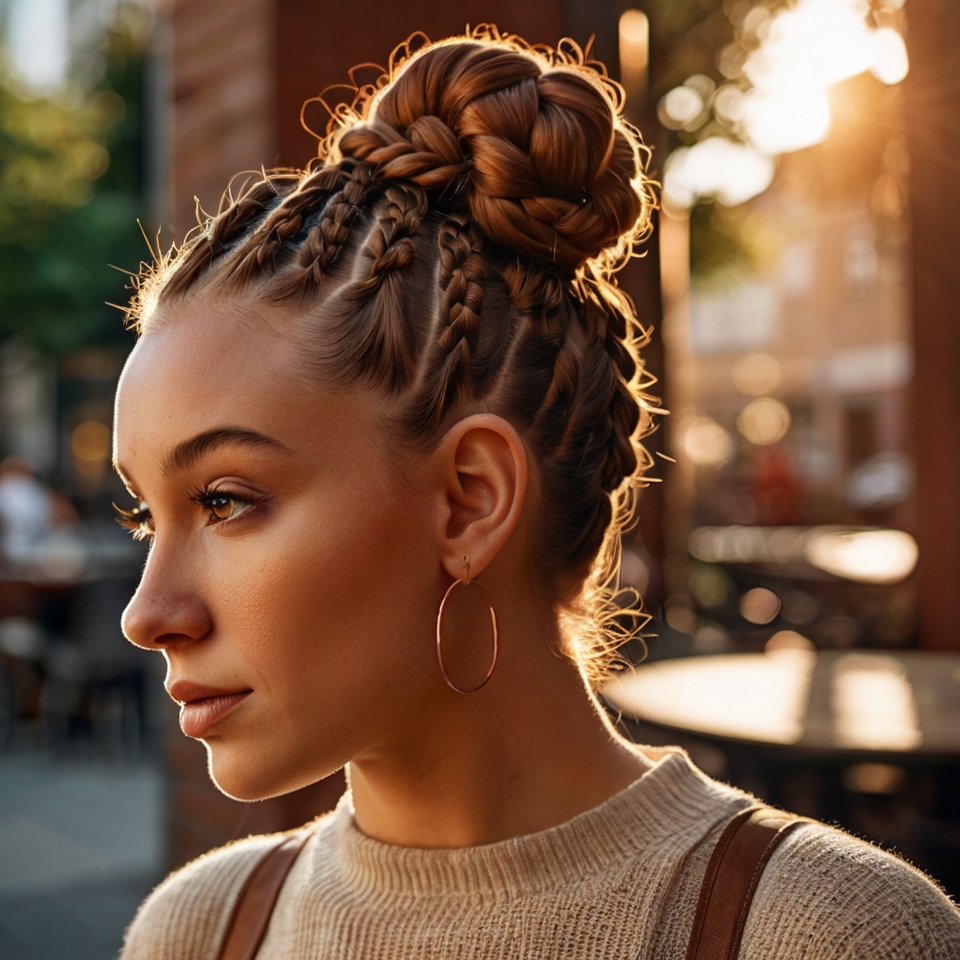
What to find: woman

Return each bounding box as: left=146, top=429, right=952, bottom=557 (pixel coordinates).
left=116, top=28, right=958, bottom=959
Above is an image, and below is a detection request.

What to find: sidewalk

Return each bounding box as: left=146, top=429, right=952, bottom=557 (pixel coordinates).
left=0, top=752, right=164, bottom=960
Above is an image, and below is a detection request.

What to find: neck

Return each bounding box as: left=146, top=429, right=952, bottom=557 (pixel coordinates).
left=346, top=601, right=651, bottom=849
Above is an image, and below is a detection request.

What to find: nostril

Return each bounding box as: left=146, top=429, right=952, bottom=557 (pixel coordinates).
left=153, top=633, right=189, bottom=648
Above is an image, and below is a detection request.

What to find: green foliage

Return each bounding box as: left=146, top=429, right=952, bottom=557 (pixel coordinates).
left=688, top=200, right=782, bottom=283
left=0, top=23, right=146, bottom=354
left=0, top=87, right=116, bottom=232
left=688, top=201, right=750, bottom=281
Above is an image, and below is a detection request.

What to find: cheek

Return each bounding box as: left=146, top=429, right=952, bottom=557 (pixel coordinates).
left=213, top=475, right=437, bottom=709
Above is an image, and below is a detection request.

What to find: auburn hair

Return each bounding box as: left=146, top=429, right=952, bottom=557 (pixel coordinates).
left=127, top=26, right=658, bottom=688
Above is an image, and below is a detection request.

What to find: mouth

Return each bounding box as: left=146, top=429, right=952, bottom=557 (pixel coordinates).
left=167, top=680, right=252, bottom=739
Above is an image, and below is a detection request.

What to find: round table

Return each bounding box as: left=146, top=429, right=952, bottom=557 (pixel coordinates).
left=604, top=649, right=960, bottom=759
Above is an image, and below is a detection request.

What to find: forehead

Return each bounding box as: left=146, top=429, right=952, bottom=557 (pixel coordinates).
left=114, top=300, right=325, bottom=472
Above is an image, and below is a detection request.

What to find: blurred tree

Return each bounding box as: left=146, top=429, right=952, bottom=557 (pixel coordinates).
left=643, top=0, right=903, bottom=280
left=0, top=20, right=146, bottom=354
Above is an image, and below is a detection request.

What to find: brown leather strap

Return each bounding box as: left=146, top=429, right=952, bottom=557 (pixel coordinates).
left=218, top=828, right=313, bottom=960
left=685, top=805, right=807, bottom=960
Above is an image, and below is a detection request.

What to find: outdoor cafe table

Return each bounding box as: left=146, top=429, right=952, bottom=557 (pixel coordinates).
left=604, top=649, right=960, bottom=763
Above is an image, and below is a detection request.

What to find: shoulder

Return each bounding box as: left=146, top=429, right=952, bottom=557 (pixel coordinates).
left=120, top=832, right=289, bottom=960
left=744, top=819, right=960, bottom=959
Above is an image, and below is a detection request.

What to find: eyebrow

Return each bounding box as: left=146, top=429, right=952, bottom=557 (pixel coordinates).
left=161, top=427, right=291, bottom=477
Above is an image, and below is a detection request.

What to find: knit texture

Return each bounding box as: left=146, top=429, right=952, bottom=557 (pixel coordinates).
left=122, top=749, right=960, bottom=959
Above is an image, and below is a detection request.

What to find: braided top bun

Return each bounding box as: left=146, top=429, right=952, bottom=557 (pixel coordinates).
left=332, top=29, right=651, bottom=274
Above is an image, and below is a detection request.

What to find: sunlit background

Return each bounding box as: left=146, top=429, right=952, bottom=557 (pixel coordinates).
left=0, top=1, right=959, bottom=957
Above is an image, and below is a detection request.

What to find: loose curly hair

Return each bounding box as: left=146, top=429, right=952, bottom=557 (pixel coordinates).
left=126, top=26, right=659, bottom=689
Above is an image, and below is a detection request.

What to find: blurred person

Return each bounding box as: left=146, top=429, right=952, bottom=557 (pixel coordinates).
left=0, top=455, right=76, bottom=567
left=113, top=29, right=959, bottom=959
left=0, top=456, right=51, bottom=564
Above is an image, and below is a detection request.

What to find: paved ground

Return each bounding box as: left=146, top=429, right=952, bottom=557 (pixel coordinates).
left=0, top=752, right=164, bottom=960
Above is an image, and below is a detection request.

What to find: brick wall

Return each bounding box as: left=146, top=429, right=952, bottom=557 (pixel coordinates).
left=167, top=0, right=276, bottom=235
left=273, top=0, right=565, bottom=169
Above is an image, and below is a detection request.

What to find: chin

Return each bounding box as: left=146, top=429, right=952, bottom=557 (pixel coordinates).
left=202, top=739, right=336, bottom=802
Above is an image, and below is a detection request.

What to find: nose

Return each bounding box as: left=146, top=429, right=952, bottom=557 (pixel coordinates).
left=122, top=544, right=213, bottom=650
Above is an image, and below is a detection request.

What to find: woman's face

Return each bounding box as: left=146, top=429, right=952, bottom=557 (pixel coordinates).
left=114, top=298, right=445, bottom=800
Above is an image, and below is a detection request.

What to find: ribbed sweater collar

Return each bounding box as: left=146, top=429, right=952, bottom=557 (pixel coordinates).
left=318, top=750, right=746, bottom=900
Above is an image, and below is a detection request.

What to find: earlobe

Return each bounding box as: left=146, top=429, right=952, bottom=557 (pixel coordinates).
left=437, top=415, right=527, bottom=582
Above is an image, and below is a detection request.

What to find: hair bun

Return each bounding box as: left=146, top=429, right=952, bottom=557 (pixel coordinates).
left=335, top=33, right=651, bottom=273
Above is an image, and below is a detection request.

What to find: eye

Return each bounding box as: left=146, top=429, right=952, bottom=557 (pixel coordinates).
left=113, top=501, right=154, bottom=540
left=207, top=493, right=252, bottom=523
left=189, top=487, right=260, bottom=526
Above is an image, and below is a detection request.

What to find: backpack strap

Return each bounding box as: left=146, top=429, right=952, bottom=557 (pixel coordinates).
left=217, top=805, right=802, bottom=960
left=685, top=805, right=808, bottom=960
left=218, top=827, right=313, bottom=960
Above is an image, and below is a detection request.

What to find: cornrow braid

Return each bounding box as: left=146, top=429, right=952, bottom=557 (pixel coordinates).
left=323, top=180, right=430, bottom=392
left=295, top=161, right=376, bottom=280
left=247, top=161, right=379, bottom=298
left=407, top=211, right=489, bottom=426
left=127, top=27, right=658, bottom=690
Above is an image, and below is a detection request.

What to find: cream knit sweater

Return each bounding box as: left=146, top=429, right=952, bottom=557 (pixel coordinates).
left=122, top=749, right=960, bottom=958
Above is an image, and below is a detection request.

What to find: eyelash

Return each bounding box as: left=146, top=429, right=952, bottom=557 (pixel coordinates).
left=114, top=502, right=153, bottom=540
left=114, top=488, right=261, bottom=539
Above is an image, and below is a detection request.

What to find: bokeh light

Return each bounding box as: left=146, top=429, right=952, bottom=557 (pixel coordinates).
left=690, top=564, right=730, bottom=609
left=658, top=85, right=704, bottom=130
left=681, top=415, right=733, bottom=467
left=732, top=352, right=781, bottom=396
left=805, top=528, right=918, bottom=584
left=737, top=397, right=791, bottom=445
left=71, top=419, right=111, bottom=482
left=765, top=630, right=816, bottom=653
left=741, top=86, right=831, bottom=156
left=662, top=0, right=911, bottom=212
left=70, top=420, right=111, bottom=462
left=739, top=587, right=781, bottom=624
left=780, top=589, right=821, bottom=625
left=870, top=27, right=910, bottom=85
left=842, top=762, right=908, bottom=795
left=662, top=136, right=775, bottom=212
left=689, top=525, right=918, bottom=587
left=604, top=652, right=815, bottom=744
left=618, top=9, right=649, bottom=102
left=736, top=0, right=908, bottom=156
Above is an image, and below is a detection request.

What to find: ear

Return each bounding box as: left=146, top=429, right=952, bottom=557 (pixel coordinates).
left=432, top=414, right=527, bottom=582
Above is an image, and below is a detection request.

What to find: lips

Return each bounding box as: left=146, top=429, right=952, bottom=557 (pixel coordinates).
left=167, top=680, right=252, bottom=738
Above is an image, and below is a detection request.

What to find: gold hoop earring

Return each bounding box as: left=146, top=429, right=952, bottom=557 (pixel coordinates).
left=436, top=556, right=499, bottom=694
